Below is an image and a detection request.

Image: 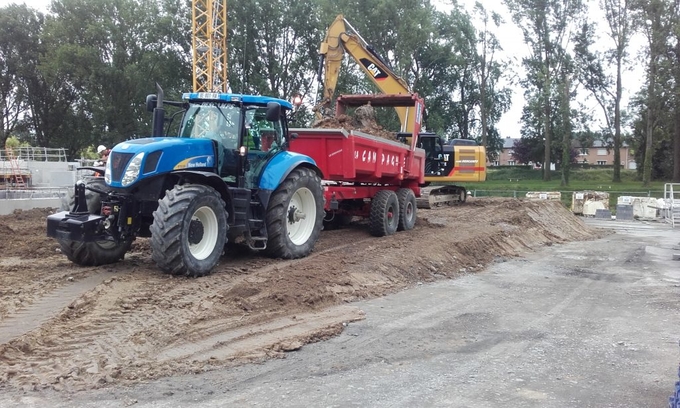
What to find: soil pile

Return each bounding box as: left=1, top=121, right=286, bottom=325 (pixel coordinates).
left=312, top=104, right=398, bottom=141
left=0, top=198, right=605, bottom=392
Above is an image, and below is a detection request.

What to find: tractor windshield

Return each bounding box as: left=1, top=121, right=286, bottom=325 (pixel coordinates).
left=179, top=103, right=240, bottom=151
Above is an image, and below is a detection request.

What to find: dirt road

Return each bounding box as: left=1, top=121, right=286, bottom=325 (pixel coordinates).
left=3, top=197, right=651, bottom=406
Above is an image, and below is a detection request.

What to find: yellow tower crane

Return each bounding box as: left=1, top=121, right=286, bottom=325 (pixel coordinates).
left=192, top=0, right=228, bottom=93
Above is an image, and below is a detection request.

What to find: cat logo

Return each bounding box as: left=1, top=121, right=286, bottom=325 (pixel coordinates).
left=359, top=58, right=388, bottom=80
left=367, top=63, right=382, bottom=78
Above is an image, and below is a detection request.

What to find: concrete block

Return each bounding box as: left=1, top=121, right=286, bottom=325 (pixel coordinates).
left=616, top=205, right=634, bottom=220
left=595, top=209, right=612, bottom=219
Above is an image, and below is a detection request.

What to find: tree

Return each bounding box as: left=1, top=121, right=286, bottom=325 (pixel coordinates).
left=471, top=2, right=512, bottom=161
left=511, top=136, right=543, bottom=164
left=634, top=0, right=667, bottom=186
left=0, top=4, right=43, bottom=147
left=573, top=0, right=633, bottom=183
left=505, top=0, right=586, bottom=181
left=669, top=0, right=680, bottom=182
left=27, top=0, right=191, bottom=156
left=227, top=1, right=324, bottom=104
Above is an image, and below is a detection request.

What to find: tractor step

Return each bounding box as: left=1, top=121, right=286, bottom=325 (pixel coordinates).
left=247, top=236, right=267, bottom=250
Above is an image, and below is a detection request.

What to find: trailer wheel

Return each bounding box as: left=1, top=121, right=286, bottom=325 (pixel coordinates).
left=58, top=178, right=132, bottom=266
left=396, top=188, right=417, bottom=231
left=265, top=167, right=324, bottom=259
left=150, top=184, right=227, bottom=277
left=369, top=190, right=399, bottom=237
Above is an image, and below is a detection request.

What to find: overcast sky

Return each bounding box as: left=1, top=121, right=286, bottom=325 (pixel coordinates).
left=2, top=0, right=646, bottom=138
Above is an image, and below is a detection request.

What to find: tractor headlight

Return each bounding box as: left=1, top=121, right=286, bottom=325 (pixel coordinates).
left=104, top=158, right=112, bottom=184
left=122, top=152, right=145, bottom=186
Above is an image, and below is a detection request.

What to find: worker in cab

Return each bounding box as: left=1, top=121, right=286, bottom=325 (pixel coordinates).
left=95, top=145, right=110, bottom=166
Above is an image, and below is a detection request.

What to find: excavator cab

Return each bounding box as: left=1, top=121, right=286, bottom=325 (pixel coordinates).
left=417, top=133, right=447, bottom=176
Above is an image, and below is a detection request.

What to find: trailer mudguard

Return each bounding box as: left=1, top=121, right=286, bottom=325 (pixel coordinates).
left=258, top=151, right=320, bottom=191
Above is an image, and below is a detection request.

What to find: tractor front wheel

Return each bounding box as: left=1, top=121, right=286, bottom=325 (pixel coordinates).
left=150, top=184, right=227, bottom=277
left=265, top=168, right=324, bottom=259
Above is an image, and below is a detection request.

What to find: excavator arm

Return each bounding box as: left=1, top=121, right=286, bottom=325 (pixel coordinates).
left=317, top=15, right=417, bottom=133
left=316, top=15, right=486, bottom=209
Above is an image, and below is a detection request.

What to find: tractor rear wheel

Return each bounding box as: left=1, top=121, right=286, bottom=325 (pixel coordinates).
left=396, top=188, right=417, bottom=231
left=58, top=177, right=132, bottom=266
left=265, top=168, right=324, bottom=259
left=150, top=184, right=227, bottom=277
left=369, top=190, right=399, bottom=237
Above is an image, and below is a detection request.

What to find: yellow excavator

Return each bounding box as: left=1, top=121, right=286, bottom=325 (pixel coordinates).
left=316, top=14, right=486, bottom=208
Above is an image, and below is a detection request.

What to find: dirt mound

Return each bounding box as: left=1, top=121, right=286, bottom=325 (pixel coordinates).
left=312, top=107, right=398, bottom=141
left=0, top=208, right=58, bottom=259
left=0, top=198, right=605, bottom=392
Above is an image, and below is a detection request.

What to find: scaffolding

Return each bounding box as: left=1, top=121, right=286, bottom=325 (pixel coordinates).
left=0, top=147, right=69, bottom=189
left=663, top=183, right=680, bottom=228
left=2, top=147, right=28, bottom=188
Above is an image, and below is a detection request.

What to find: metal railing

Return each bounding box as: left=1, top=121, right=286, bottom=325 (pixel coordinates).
left=3, top=147, right=69, bottom=162
left=663, top=183, right=680, bottom=227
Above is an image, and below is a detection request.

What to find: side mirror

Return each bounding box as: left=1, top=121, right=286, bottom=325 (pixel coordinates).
left=266, top=102, right=281, bottom=121
left=146, top=94, right=157, bottom=112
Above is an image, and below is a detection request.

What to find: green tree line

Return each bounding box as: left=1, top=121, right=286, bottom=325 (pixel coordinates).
left=1, top=0, right=678, bottom=185
left=505, top=0, right=680, bottom=185
left=0, top=0, right=511, bottom=161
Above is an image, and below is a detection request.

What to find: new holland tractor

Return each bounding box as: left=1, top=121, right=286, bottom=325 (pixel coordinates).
left=47, top=88, right=325, bottom=277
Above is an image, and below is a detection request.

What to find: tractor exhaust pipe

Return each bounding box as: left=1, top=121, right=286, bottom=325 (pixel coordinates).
left=151, top=83, right=165, bottom=137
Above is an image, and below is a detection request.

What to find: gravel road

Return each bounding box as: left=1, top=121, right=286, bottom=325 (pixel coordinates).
left=2, top=218, right=679, bottom=408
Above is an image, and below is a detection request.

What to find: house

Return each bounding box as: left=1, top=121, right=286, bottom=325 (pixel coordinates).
left=493, top=137, right=637, bottom=169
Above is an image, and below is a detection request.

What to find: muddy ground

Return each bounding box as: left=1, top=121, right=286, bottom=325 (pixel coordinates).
left=0, top=198, right=603, bottom=394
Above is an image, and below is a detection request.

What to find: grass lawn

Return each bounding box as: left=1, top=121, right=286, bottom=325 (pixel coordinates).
left=458, top=168, right=673, bottom=212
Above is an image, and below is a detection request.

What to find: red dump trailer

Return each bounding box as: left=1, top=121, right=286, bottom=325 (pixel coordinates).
left=288, top=94, right=427, bottom=236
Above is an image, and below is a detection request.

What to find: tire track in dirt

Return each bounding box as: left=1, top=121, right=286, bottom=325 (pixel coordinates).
left=0, top=271, right=108, bottom=344
left=0, top=230, right=377, bottom=390
left=156, top=305, right=365, bottom=363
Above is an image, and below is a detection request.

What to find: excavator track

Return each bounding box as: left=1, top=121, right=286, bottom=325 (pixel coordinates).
left=416, top=185, right=467, bottom=209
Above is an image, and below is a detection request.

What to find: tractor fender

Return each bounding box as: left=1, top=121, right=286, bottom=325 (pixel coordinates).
left=259, top=151, right=322, bottom=191
left=169, top=169, right=230, bottom=197
left=161, top=170, right=235, bottom=222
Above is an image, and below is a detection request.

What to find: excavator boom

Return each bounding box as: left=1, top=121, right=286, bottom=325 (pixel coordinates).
left=317, top=15, right=417, bottom=133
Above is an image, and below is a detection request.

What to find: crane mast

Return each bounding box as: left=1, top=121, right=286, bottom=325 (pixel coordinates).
left=192, top=0, right=228, bottom=93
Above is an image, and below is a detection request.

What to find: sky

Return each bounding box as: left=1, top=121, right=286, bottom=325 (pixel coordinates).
left=3, top=0, right=647, bottom=139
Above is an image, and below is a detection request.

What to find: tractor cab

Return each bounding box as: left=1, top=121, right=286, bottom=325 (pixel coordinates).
left=176, top=93, right=292, bottom=188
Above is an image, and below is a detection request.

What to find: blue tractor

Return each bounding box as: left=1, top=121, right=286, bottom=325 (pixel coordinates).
left=47, top=88, right=325, bottom=277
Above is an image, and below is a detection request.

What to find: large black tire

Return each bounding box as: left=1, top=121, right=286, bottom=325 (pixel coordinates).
left=396, top=188, right=417, bottom=231
left=59, top=239, right=133, bottom=266
left=369, top=190, right=399, bottom=237
left=58, top=177, right=132, bottom=266
left=265, top=167, right=324, bottom=259
left=150, top=184, right=228, bottom=277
